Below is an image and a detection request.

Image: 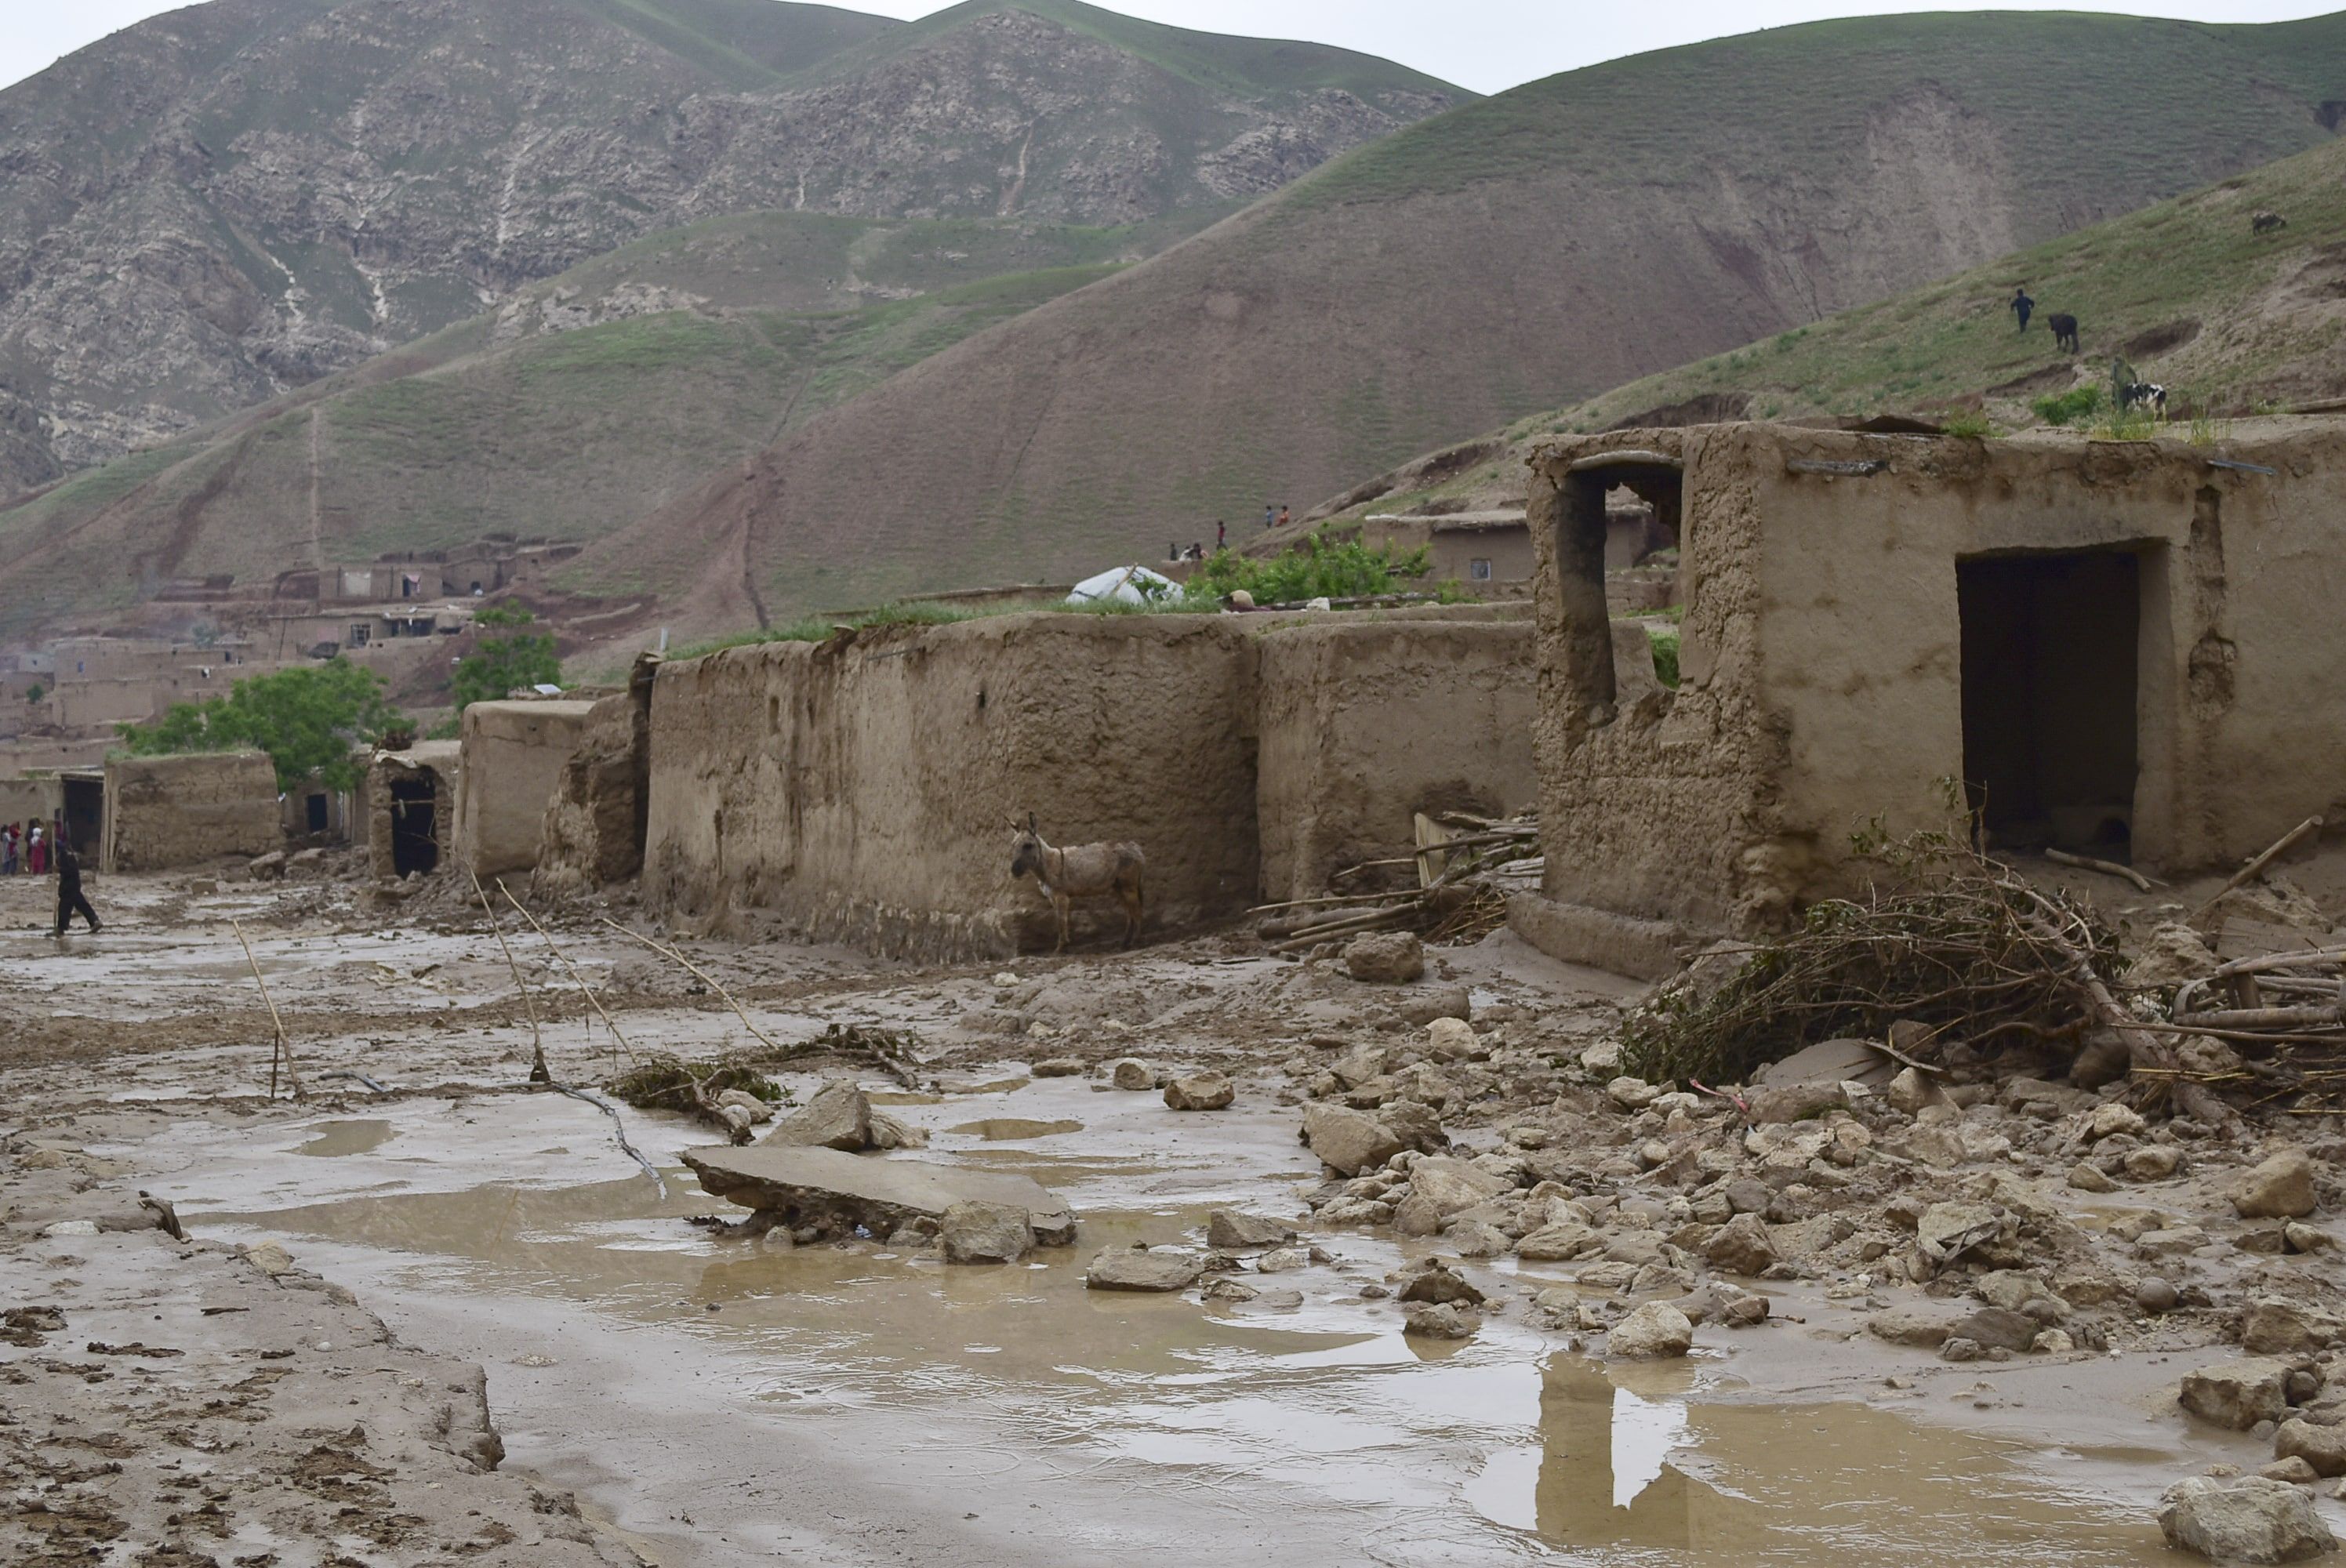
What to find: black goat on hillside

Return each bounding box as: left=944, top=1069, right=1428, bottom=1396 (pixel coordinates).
left=2253, top=210, right=2288, bottom=235
left=2046, top=313, right=2080, bottom=354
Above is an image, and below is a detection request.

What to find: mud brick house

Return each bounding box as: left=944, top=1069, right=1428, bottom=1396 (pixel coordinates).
left=101, top=752, right=280, bottom=871
left=1509, top=420, right=2346, bottom=976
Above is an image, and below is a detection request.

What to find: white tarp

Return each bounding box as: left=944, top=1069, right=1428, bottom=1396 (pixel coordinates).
left=1066, top=564, right=1181, bottom=606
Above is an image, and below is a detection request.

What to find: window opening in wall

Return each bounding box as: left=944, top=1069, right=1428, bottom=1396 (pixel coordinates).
left=1469, top=558, right=1492, bottom=582
left=350, top=624, right=370, bottom=647
left=1958, top=549, right=2141, bottom=858
left=389, top=776, right=438, bottom=876
left=306, top=793, right=329, bottom=833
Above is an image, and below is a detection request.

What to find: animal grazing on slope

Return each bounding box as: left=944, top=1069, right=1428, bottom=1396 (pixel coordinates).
left=2117, top=381, right=2167, bottom=414
left=2046, top=313, right=2080, bottom=354
left=1010, top=813, right=1146, bottom=953
left=2252, top=210, right=2287, bottom=235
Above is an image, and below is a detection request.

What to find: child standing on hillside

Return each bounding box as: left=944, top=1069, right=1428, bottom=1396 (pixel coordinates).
left=1276, top=505, right=1291, bottom=528
left=2010, top=286, right=2034, bottom=332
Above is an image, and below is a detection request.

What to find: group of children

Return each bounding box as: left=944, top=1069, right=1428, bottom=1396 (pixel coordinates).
left=2, top=819, right=48, bottom=875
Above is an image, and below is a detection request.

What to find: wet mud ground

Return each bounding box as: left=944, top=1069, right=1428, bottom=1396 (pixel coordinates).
left=2, top=868, right=2333, bottom=1564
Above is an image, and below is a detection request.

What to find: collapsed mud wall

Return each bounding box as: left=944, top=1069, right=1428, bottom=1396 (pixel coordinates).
left=452, top=701, right=598, bottom=881
left=533, top=657, right=658, bottom=899
left=645, top=616, right=1262, bottom=960
left=1256, top=616, right=1538, bottom=904
left=101, top=751, right=279, bottom=871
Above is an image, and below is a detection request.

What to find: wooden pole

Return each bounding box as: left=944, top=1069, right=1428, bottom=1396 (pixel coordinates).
left=2195, top=816, right=2323, bottom=919
left=497, top=880, right=637, bottom=1073
left=230, top=918, right=303, bottom=1102
left=470, top=869, right=548, bottom=1083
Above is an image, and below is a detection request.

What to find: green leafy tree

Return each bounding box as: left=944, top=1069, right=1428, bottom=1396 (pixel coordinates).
left=117, top=659, right=401, bottom=791
left=450, top=604, right=562, bottom=715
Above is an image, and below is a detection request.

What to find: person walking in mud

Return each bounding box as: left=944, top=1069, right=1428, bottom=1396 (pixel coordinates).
left=2010, top=285, right=2034, bottom=332
left=52, top=839, right=99, bottom=937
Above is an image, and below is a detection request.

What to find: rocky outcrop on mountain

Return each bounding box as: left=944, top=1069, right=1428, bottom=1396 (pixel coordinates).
left=0, top=0, right=1458, bottom=492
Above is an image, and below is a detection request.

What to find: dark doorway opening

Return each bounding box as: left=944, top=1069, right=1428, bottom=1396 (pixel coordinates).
left=390, top=777, right=439, bottom=877
left=1958, top=550, right=2140, bottom=856
left=306, top=793, right=330, bottom=833
left=60, top=776, right=103, bottom=858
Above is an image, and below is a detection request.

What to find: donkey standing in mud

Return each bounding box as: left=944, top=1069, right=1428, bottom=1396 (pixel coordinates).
left=1010, top=814, right=1146, bottom=953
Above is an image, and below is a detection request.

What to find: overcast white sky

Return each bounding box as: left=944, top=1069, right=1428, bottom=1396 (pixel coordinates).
left=4, top=0, right=2338, bottom=95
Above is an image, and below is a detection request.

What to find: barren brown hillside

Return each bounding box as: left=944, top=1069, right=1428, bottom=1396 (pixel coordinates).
left=563, top=10, right=2346, bottom=637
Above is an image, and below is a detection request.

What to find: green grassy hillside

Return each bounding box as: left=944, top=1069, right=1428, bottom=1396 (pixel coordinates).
left=551, top=9, right=2346, bottom=644
left=1293, top=133, right=2346, bottom=529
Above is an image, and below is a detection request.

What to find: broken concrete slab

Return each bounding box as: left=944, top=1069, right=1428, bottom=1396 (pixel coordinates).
left=683, top=1145, right=1076, bottom=1244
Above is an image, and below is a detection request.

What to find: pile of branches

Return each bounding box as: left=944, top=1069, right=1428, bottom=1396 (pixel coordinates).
left=1255, top=811, right=1541, bottom=952
left=608, top=1051, right=790, bottom=1143
left=1622, top=833, right=2146, bottom=1089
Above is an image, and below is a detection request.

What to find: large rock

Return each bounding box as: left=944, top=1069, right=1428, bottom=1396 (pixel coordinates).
left=1398, top=1262, right=1486, bottom=1308
left=2180, top=1358, right=2294, bottom=1430
left=1915, top=1202, right=2003, bottom=1264
left=2246, top=1298, right=2346, bottom=1355
left=1865, top=1305, right=1963, bottom=1348
left=1400, top=1156, right=1511, bottom=1221
left=1343, top=931, right=1425, bottom=984
left=1404, top=1302, right=1477, bottom=1339
left=1207, top=1210, right=1295, bottom=1250
left=939, top=1201, right=1034, bottom=1264
left=2232, top=1150, right=2319, bottom=1220
left=1949, top=1306, right=2041, bottom=1353
left=1607, top=1301, right=1694, bottom=1359
left=764, top=1079, right=872, bottom=1150
left=2157, top=1475, right=2336, bottom=1563
left=684, top=1145, right=1077, bottom=1244
left=1516, top=1222, right=1600, bottom=1261
left=1086, top=1247, right=1204, bottom=1292
left=1164, top=1073, right=1235, bottom=1111
left=1301, top=1104, right=1404, bottom=1176
left=1700, top=1213, right=1779, bottom=1276
left=2276, top=1419, right=2346, bottom=1479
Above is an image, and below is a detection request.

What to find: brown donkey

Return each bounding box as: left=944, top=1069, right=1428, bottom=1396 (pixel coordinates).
left=1010, top=813, right=1145, bottom=953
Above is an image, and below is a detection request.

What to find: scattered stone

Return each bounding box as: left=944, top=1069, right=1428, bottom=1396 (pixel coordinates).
left=1608, top=1301, right=1694, bottom=1359
left=2126, top=1145, right=2182, bottom=1181
left=1516, top=1222, right=1600, bottom=1261
left=1111, top=1058, right=1158, bottom=1091
left=685, top=1144, right=1077, bottom=1244
left=247, top=850, right=287, bottom=881
left=1578, top=1041, right=1622, bottom=1076
left=1398, top=1263, right=1486, bottom=1308
left=1405, top=1302, right=1478, bottom=1339
left=1032, top=1058, right=1086, bottom=1077
left=939, top=1202, right=1034, bottom=1265
left=1607, top=1076, right=1662, bottom=1110
left=2278, top=1420, right=2346, bottom=1479
left=1423, top=1017, right=1477, bottom=1060
left=2233, top=1151, right=2319, bottom=1220
left=1744, top=1082, right=1846, bottom=1125
left=2137, top=1276, right=2181, bottom=1313
left=1445, top=1221, right=1513, bottom=1259
left=1343, top=931, right=1425, bottom=984
left=1950, top=1306, right=2041, bottom=1353
left=2244, top=1298, right=2344, bottom=1356
left=2089, top=1102, right=2148, bottom=1141
left=1164, top=1073, right=1235, bottom=1111
left=1207, top=1210, right=1295, bottom=1250
left=2068, top=1162, right=2120, bottom=1194
left=1203, top=1278, right=1258, bottom=1304
left=1866, top=1305, right=1963, bottom=1348
left=2264, top=1457, right=2324, bottom=1486
left=2181, top=1359, right=2295, bottom=1431
left=716, top=1088, right=776, bottom=1126
left=1940, top=1337, right=1983, bottom=1363
left=2157, top=1475, right=2336, bottom=1563
left=241, top=1241, right=296, bottom=1277
left=1700, top=1213, right=1779, bottom=1276
left=764, top=1080, right=876, bottom=1152
left=2288, top=1224, right=2335, bottom=1254
left=1300, top=1104, right=1405, bottom=1176
left=2032, top=1328, right=2076, bottom=1355
left=1916, top=1202, right=2003, bottom=1264
left=1086, top=1247, right=1205, bottom=1292
left=1886, top=1067, right=1937, bottom=1116
left=1257, top=1247, right=1309, bottom=1273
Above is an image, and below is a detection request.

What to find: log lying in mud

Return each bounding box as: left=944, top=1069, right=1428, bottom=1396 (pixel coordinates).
left=682, top=1144, right=1077, bottom=1244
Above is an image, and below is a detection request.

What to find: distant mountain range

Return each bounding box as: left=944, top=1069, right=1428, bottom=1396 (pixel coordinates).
left=0, top=0, right=1461, bottom=495
left=4, top=5, right=2344, bottom=657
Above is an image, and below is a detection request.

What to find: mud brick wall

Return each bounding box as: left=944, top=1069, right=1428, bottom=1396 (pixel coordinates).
left=102, top=751, right=279, bottom=871
left=533, top=657, right=657, bottom=898
left=1255, top=615, right=1538, bottom=905
left=1523, top=420, right=2346, bottom=942
left=361, top=742, right=459, bottom=881
left=453, top=701, right=598, bottom=880
left=645, top=615, right=1262, bottom=960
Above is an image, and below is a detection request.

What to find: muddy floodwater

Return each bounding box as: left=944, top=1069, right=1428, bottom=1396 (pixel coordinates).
left=114, top=1080, right=2183, bottom=1566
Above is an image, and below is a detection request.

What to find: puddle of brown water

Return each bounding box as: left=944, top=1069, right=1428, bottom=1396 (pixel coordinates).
left=202, top=1173, right=2182, bottom=1566
left=945, top=1117, right=1085, bottom=1141
left=294, top=1119, right=398, bottom=1158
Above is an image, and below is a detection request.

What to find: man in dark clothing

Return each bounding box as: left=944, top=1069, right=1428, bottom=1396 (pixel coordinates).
left=2010, top=286, right=2034, bottom=332
left=53, top=841, right=98, bottom=936
left=1215, top=520, right=1226, bottom=551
